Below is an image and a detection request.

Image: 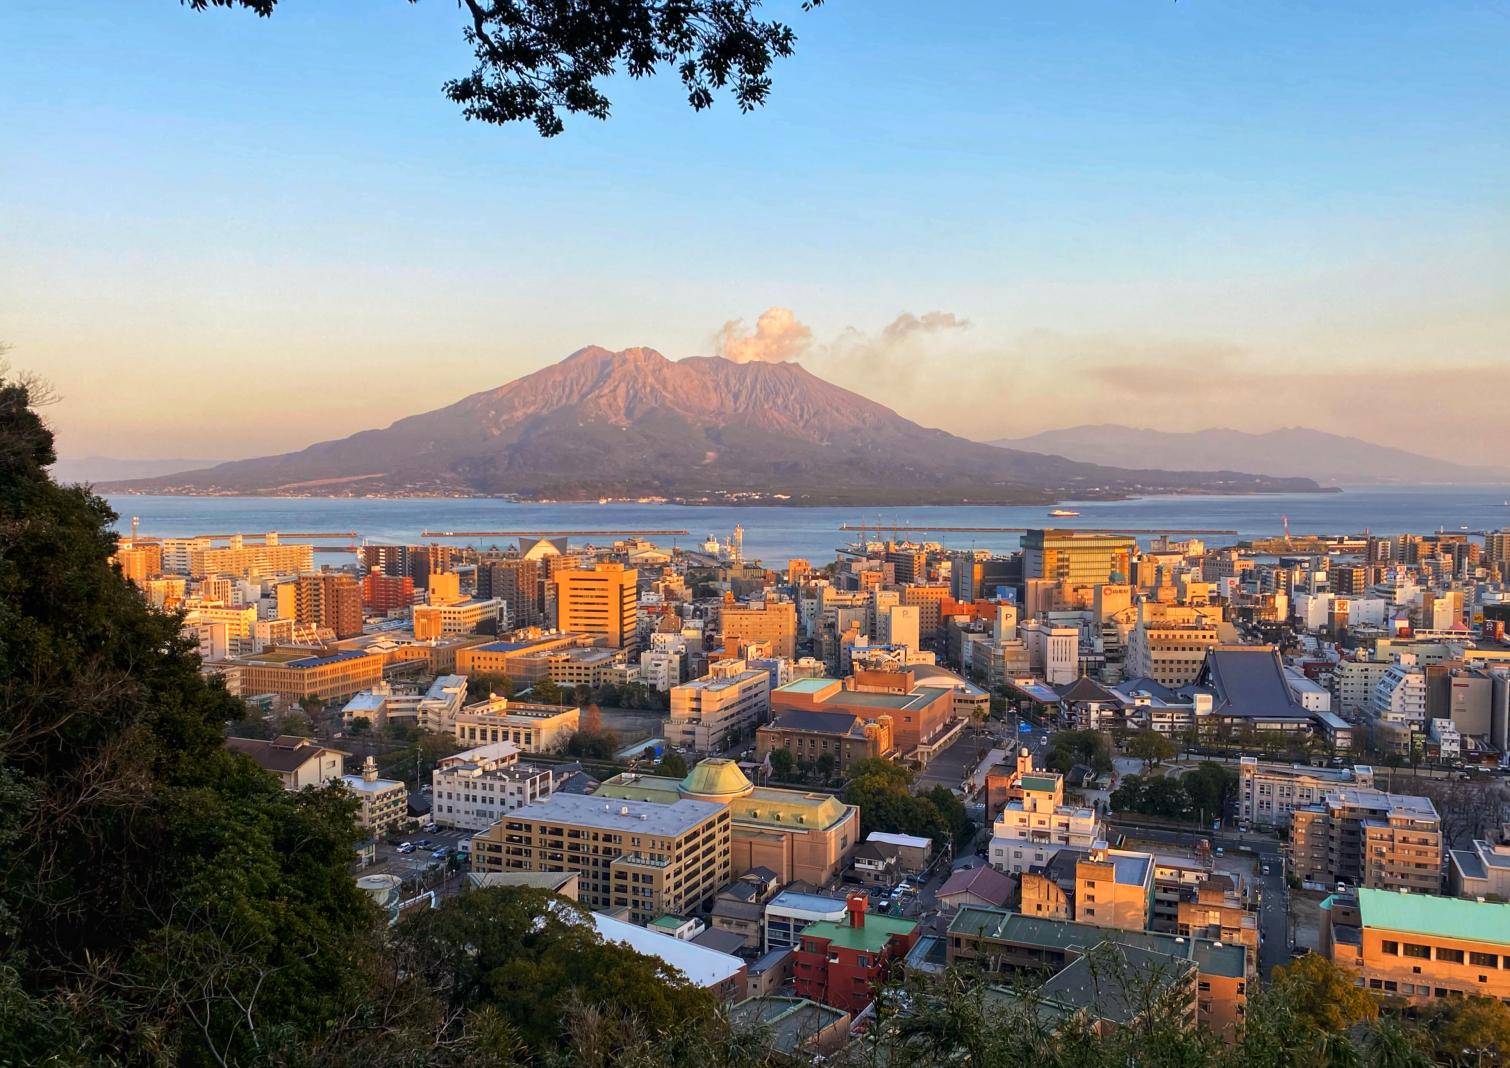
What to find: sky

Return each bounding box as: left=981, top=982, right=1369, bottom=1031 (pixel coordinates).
left=3, top=1, right=1507, bottom=463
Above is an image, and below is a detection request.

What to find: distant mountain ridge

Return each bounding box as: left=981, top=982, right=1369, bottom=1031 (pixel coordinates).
left=993, top=425, right=1510, bottom=486
left=101, top=348, right=1325, bottom=504
left=51, top=456, right=223, bottom=484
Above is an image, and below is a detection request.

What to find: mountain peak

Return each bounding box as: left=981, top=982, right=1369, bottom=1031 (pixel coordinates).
left=98, top=348, right=1323, bottom=503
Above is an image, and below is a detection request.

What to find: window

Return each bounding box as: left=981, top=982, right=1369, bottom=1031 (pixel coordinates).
left=1403, top=943, right=1431, bottom=959
left=1381, top=940, right=1399, bottom=955
left=1470, top=952, right=1499, bottom=968
left=1437, top=948, right=1464, bottom=964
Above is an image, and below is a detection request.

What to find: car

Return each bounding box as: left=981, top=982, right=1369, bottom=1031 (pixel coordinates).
left=397, top=843, right=415, bottom=854
left=878, top=897, right=892, bottom=911
left=416, top=839, right=432, bottom=848
left=1336, top=881, right=1349, bottom=894
left=432, top=847, right=451, bottom=859
left=422, top=822, right=438, bottom=833
left=1262, top=865, right=1271, bottom=876
left=1214, top=846, right=1224, bottom=857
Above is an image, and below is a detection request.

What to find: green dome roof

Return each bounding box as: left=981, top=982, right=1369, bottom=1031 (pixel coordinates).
left=678, top=759, right=754, bottom=800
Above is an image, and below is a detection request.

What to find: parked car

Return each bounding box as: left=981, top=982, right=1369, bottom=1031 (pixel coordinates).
left=432, top=847, right=451, bottom=859
left=422, top=822, right=438, bottom=833
left=397, top=843, right=415, bottom=855
left=415, top=839, right=432, bottom=848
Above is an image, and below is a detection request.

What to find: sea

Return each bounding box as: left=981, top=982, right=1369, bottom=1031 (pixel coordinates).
left=102, top=485, right=1510, bottom=564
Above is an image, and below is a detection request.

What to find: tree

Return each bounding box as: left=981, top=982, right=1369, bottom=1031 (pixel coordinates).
left=394, top=886, right=720, bottom=1052
left=0, top=369, right=381, bottom=1064
left=190, top=0, right=824, bottom=137
left=768, top=748, right=796, bottom=782
left=654, top=752, right=688, bottom=778
left=1127, top=730, right=1177, bottom=767
left=815, top=752, right=838, bottom=781
left=1182, top=762, right=1237, bottom=821
left=1269, top=954, right=1379, bottom=1035
left=466, top=673, right=513, bottom=703
left=1426, top=996, right=1510, bottom=1065
left=347, top=716, right=372, bottom=736
left=530, top=678, right=565, bottom=705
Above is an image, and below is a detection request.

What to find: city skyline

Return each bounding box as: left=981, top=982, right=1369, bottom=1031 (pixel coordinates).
left=5, top=1, right=1507, bottom=462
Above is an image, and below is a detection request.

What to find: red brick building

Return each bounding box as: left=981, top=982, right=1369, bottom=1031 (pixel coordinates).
left=793, top=894, right=918, bottom=1012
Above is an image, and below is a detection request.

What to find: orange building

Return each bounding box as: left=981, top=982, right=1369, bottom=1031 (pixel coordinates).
left=555, top=562, right=639, bottom=653
left=1324, top=888, right=1510, bottom=1005
left=771, top=671, right=954, bottom=758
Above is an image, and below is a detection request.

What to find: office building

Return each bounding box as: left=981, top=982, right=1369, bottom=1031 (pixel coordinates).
left=770, top=672, right=955, bottom=760
left=664, top=659, right=772, bottom=752
left=453, top=695, right=581, bottom=752
left=1237, top=757, right=1375, bottom=827
left=756, top=707, right=897, bottom=776
left=477, top=557, right=546, bottom=627
left=1021, top=529, right=1136, bottom=586
left=555, top=562, right=639, bottom=653
left=412, top=595, right=504, bottom=641
left=469, top=791, right=732, bottom=925
left=234, top=649, right=384, bottom=701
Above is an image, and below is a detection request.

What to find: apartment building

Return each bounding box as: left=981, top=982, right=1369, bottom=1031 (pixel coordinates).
left=555, top=562, right=639, bottom=653
left=664, top=658, right=772, bottom=752
left=341, top=674, right=468, bottom=733
left=720, top=598, right=798, bottom=659
left=163, top=535, right=315, bottom=578
left=1449, top=832, right=1510, bottom=900
left=989, top=750, right=1102, bottom=874
left=1075, top=844, right=1155, bottom=931
left=361, top=570, right=416, bottom=614
left=469, top=792, right=732, bottom=925
left=339, top=756, right=409, bottom=836
left=431, top=741, right=555, bottom=831
left=1176, top=880, right=1260, bottom=973
left=793, top=895, right=918, bottom=1013
left=453, top=695, right=581, bottom=752
left=283, top=572, right=364, bottom=639
left=1324, top=889, right=1510, bottom=1005
left=1237, top=757, right=1375, bottom=827
left=1290, top=789, right=1442, bottom=893
left=111, top=540, right=162, bottom=584
left=948, top=907, right=1249, bottom=1039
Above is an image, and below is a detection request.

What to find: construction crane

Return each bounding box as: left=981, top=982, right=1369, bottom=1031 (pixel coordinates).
left=419, top=529, right=691, bottom=538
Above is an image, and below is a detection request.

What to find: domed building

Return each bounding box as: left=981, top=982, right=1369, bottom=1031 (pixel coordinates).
left=596, top=758, right=859, bottom=886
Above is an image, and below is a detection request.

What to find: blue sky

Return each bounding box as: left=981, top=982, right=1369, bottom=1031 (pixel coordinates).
left=4, top=1, right=1507, bottom=459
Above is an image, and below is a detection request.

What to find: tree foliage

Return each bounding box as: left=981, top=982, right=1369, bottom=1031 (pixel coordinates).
left=1127, top=729, right=1178, bottom=766
left=1044, top=729, right=1114, bottom=775
left=0, top=370, right=380, bottom=1064
left=188, top=0, right=823, bottom=136
left=843, top=758, right=972, bottom=848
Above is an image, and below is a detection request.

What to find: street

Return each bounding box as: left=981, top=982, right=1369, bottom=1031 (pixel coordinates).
left=1255, top=851, right=1289, bottom=978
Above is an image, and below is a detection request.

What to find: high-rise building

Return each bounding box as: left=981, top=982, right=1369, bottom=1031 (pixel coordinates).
left=555, top=562, right=638, bottom=653
left=1021, top=529, right=1136, bottom=586
left=292, top=573, right=364, bottom=638
left=111, top=541, right=162, bottom=584
left=664, top=659, right=772, bottom=752
left=362, top=569, right=416, bottom=614
left=720, top=598, right=798, bottom=659
left=1290, top=789, right=1442, bottom=893
left=477, top=558, right=546, bottom=627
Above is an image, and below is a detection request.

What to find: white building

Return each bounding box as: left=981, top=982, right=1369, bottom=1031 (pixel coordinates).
left=1284, top=668, right=1332, bottom=713
left=431, top=740, right=556, bottom=831
left=342, top=674, right=469, bottom=733
left=1371, top=653, right=1427, bottom=728
left=664, top=658, right=771, bottom=752
left=1022, top=620, right=1079, bottom=686
left=989, top=749, right=1102, bottom=874
left=1237, top=756, right=1376, bottom=828
left=339, top=756, right=409, bottom=836
left=1429, top=717, right=1462, bottom=760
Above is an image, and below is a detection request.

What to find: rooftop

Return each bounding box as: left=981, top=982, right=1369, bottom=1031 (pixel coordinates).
left=1200, top=645, right=1310, bottom=720
left=777, top=677, right=840, bottom=695
left=592, top=913, right=744, bottom=987
left=1357, top=887, right=1510, bottom=945
left=799, top=913, right=918, bottom=953
left=507, top=792, right=725, bottom=837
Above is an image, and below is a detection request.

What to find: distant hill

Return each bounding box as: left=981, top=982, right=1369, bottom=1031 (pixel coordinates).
left=50, top=456, right=221, bottom=484
left=101, top=347, right=1324, bottom=504
left=993, top=425, right=1510, bottom=486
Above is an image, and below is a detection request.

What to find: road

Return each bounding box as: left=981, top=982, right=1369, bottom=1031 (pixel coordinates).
left=1255, top=851, right=1289, bottom=978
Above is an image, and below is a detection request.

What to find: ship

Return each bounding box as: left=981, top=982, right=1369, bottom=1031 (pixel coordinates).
left=1048, top=508, right=1081, bottom=517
